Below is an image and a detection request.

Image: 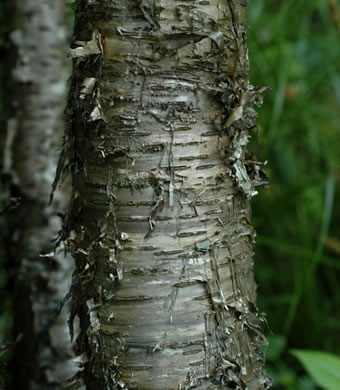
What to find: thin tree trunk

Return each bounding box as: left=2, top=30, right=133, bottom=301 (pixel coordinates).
left=64, top=1, right=270, bottom=389
left=3, top=0, right=76, bottom=388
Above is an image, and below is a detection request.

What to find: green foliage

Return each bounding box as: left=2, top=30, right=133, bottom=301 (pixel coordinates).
left=291, top=350, right=340, bottom=390
left=0, top=0, right=339, bottom=387
left=248, top=0, right=340, bottom=388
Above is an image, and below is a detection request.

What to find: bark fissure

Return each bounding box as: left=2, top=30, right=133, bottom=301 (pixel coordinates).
left=62, top=0, right=271, bottom=389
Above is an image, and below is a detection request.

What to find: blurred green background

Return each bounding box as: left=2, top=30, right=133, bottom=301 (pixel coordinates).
left=248, top=0, right=340, bottom=388
left=1, top=0, right=340, bottom=389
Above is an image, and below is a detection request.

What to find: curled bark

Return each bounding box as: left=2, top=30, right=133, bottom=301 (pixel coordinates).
left=63, top=1, right=271, bottom=389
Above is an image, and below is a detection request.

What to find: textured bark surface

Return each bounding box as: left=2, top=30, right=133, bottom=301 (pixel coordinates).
left=3, top=0, right=76, bottom=389
left=63, top=1, right=271, bottom=389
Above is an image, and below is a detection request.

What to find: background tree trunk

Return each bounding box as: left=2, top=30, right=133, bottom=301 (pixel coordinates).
left=2, top=0, right=76, bottom=388
left=65, top=0, right=270, bottom=389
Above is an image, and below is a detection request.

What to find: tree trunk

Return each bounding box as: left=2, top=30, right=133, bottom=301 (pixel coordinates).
left=3, top=0, right=76, bottom=388
left=64, top=1, right=270, bottom=389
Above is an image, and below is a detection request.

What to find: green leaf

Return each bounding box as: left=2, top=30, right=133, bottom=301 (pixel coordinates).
left=291, top=349, right=340, bottom=390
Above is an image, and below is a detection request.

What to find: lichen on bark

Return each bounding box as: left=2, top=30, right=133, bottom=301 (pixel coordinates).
left=61, top=0, right=271, bottom=389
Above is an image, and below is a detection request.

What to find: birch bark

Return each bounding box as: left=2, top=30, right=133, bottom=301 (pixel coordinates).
left=3, top=0, right=76, bottom=388
left=64, top=1, right=270, bottom=389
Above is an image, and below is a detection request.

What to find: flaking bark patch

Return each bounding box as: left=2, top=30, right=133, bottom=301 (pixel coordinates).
left=60, top=0, right=271, bottom=389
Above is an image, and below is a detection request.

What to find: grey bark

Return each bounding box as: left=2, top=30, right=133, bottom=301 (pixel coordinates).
left=3, top=0, right=77, bottom=389
left=62, top=1, right=271, bottom=389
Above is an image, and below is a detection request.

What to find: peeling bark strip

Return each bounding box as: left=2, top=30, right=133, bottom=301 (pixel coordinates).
left=64, top=0, right=270, bottom=389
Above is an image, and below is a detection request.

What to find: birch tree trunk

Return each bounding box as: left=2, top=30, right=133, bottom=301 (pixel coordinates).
left=3, top=1, right=76, bottom=388
left=64, top=1, right=270, bottom=389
